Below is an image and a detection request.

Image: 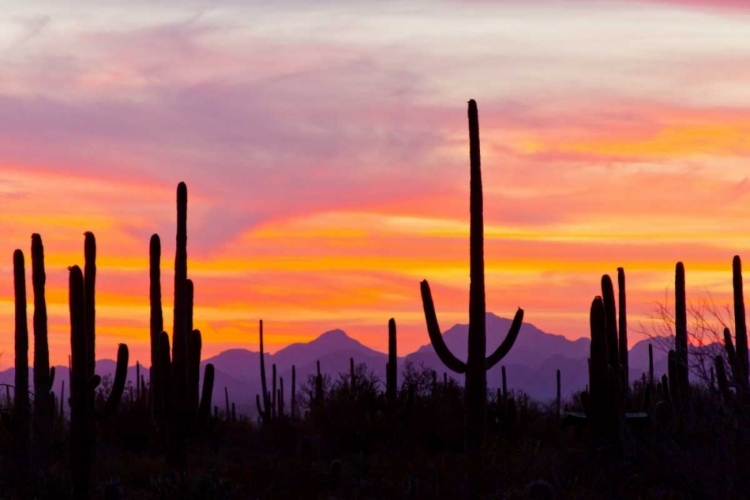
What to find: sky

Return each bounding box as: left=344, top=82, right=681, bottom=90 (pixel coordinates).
left=1, top=0, right=750, bottom=368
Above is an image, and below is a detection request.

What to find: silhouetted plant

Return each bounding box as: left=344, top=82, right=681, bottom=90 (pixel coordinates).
left=68, top=264, right=129, bottom=496
left=419, top=99, right=524, bottom=456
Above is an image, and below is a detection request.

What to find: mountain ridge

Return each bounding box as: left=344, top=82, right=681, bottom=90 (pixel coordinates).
left=0, top=312, right=708, bottom=416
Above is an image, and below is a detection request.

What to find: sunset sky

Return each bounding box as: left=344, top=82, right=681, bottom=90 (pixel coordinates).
left=2, top=0, right=750, bottom=368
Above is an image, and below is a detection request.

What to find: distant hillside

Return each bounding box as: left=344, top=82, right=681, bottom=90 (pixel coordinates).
left=0, top=313, right=713, bottom=417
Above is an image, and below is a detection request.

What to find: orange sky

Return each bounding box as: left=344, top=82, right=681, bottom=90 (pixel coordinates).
left=2, top=1, right=750, bottom=367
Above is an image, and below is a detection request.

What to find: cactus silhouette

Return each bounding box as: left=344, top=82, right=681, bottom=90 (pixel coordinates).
left=31, top=234, right=54, bottom=465
left=420, top=99, right=524, bottom=454
left=172, top=181, right=189, bottom=438
left=386, top=318, right=397, bottom=404
left=68, top=265, right=129, bottom=496
left=721, top=256, right=750, bottom=393
left=256, top=320, right=273, bottom=424
left=13, top=249, right=30, bottom=465
left=149, top=234, right=164, bottom=422
left=674, top=262, right=689, bottom=401
left=617, top=267, right=629, bottom=397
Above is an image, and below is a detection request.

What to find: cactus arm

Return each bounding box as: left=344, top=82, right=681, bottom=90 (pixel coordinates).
left=420, top=280, right=467, bottom=374
left=485, top=308, right=524, bottom=370
left=96, top=344, right=129, bottom=419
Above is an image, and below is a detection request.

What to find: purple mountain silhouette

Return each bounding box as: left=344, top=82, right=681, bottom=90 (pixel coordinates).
left=0, top=314, right=715, bottom=417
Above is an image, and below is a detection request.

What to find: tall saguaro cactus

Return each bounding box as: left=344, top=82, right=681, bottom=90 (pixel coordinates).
left=386, top=318, right=398, bottom=404
left=13, top=249, right=30, bottom=463
left=84, top=232, right=96, bottom=401
left=172, top=182, right=189, bottom=419
left=149, top=234, right=164, bottom=421
left=719, top=256, right=750, bottom=392
left=617, top=267, right=629, bottom=394
left=674, top=262, right=689, bottom=399
left=256, top=320, right=274, bottom=425
left=420, top=100, right=524, bottom=454
left=68, top=265, right=129, bottom=496
left=732, top=256, right=749, bottom=385
left=31, top=234, right=54, bottom=464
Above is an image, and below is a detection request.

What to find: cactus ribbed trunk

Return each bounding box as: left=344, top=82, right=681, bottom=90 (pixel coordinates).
left=69, top=266, right=90, bottom=496
left=732, top=256, right=748, bottom=386
left=617, top=267, right=629, bottom=395
left=674, top=262, right=689, bottom=398
left=84, top=233, right=96, bottom=410
left=386, top=318, right=397, bottom=404
left=149, top=234, right=164, bottom=422
left=466, top=98, right=487, bottom=457
left=31, top=234, right=52, bottom=464
left=588, top=296, right=609, bottom=443
left=69, top=264, right=130, bottom=494
left=171, top=182, right=189, bottom=467
left=419, top=100, right=524, bottom=465
left=172, top=182, right=189, bottom=407
left=13, top=249, right=30, bottom=465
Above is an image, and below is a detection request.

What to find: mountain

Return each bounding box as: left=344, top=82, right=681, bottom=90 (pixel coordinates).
left=0, top=314, right=718, bottom=417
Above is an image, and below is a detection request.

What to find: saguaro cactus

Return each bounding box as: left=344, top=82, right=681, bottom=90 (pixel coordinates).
left=586, top=295, right=619, bottom=444
left=420, top=99, right=524, bottom=454
left=617, top=267, right=629, bottom=394
left=255, top=320, right=279, bottom=425
left=730, top=256, right=749, bottom=389
left=674, top=262, right=690, bottom=400
left=149, top=234, right=164, bottom=421
left=31, top=234, right=54, bottom=464
left=386, top=318, right=397, bottom=404
left=68, top=265, right=129, bottom=496
left=84, top=232, right=96, bottom=405
left=13, top=249, right=30, bottom=464
left=172, top=182, right=189, bottom=423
